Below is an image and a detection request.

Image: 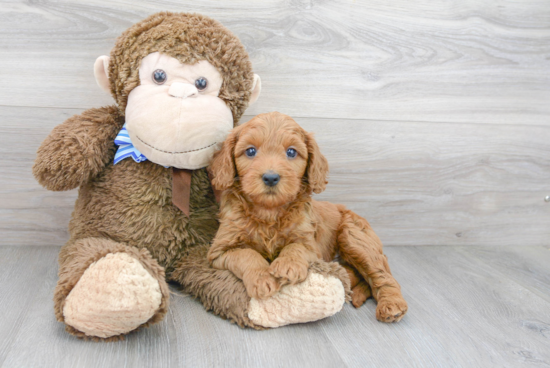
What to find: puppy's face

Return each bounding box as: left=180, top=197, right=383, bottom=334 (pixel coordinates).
left=234, top=116, right=308, bottom=208
left=210, top=112, right=329, bottom=208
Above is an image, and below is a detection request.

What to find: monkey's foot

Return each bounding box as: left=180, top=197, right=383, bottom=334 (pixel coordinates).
left=247, top=272, right=346, bottom=328
left=63, top=252, right=163, bottom=338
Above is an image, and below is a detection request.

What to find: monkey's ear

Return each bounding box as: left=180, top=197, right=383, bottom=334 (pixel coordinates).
left=305, top=132, right=329, bottom=194
left=209, top=129, right=239, bottom=191
left=94, top=55, right=111, bottom=94
left=249, top=74, right=261, bottom=105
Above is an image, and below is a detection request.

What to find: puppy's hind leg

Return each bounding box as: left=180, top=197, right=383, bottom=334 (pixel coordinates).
left=351, top=280, right=372, bottom=308
left=340, top=263, right=372, bottom=308
left=336, top=207, right=408, bottom=322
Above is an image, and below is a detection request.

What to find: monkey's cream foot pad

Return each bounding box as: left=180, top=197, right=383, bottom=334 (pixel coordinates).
left=63, top=252, right=162, bottom=338
left=248, top=272, right=345, bottom=328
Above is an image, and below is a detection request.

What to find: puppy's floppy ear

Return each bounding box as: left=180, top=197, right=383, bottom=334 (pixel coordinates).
left=305, top=132, right=329, bottom=194
left=209, top=129, right=239, bottom=190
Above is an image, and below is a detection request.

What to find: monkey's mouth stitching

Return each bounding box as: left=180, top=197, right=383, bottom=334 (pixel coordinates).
left=135, top=136, right=217, bottom=154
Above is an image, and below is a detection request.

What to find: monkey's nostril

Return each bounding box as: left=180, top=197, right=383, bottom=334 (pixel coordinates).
left=262, top=171, right=280, bottom=187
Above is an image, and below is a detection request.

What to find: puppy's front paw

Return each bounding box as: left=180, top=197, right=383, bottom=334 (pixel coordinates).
left=376, top=297, right=408, bottom=323
left=269, top=257, right=308, bottom=285
left=244, top=269, right=281, bottom=300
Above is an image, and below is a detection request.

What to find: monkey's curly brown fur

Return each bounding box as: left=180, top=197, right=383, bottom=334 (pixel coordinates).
left=109, top=12, right=254, bottom=122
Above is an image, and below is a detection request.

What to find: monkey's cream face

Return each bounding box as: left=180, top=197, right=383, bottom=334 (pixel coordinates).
left=125, top=52, right=233, bottom=169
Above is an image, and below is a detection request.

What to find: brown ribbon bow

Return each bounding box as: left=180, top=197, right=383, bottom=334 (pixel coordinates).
left=172, top=167, right=222, bottom=216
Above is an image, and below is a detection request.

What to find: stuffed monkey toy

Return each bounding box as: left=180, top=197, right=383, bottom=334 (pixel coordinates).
left=33, top=12, right=351, bottom=341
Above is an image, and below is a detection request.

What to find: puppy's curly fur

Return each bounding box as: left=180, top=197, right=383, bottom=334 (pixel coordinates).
left=208, top=112, right=408, bottom=322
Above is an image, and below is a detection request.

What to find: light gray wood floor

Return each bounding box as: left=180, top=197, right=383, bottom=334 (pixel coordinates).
left=1, top=245, right=549, bottom=368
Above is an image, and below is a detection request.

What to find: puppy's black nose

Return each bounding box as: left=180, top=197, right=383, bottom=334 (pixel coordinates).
left=262, top=171, right=280, bottom=187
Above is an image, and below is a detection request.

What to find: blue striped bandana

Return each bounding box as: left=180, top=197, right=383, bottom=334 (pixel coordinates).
left=114, top=124, right=148, bottom=164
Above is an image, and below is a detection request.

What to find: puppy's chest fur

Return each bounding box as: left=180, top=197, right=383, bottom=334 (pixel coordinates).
left=227, top=200, right=314, bottom=262
left=245, top=219, right=305, bottom=261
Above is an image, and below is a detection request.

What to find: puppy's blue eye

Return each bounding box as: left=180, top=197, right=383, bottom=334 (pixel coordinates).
left=286, top=148, right=297, bottom=158
left=152, top=69, right=167, bottom=84
left=245, top=147, right=257, bottom=157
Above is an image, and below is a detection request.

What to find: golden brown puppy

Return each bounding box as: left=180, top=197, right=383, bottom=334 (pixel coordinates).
left=207, top=112, right=408, bottom=322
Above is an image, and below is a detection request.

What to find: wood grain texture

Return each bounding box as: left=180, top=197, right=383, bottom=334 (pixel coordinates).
left=0, top=2, right=549, bottom=247
left=321, top=246, right=550, bottom=367
left=0, top=246, right=58, bottom=366
left=303, top=116, right=550, bottom=246
left=463, top=245, right=550, bottom=304
left=2, top=245, right=550, bottom=367
left=0, top=0, right=549, bottom=124
left=2, top=106, right=548, bottom=246
left=169, top=293, right=347, bottom=368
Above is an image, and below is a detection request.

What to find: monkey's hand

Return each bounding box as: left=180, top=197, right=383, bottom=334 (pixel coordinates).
left=248, top=261, right=351, bottom=328
left=33, top=106, right=123, bottom=191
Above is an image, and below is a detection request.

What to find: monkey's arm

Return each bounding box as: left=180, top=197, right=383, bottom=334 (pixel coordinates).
left=33, top=106, right=124, bottom=191
left=171, top=243, right=351, bottom=329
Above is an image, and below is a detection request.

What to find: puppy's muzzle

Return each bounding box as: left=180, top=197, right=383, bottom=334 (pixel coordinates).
left=262, top=171, right=280, bottom=187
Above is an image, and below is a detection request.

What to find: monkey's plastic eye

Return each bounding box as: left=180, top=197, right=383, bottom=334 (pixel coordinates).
left=286, top=148, right=297, bottom=158
left=152, top=69, right=167, bottom=84
left=245, top=147, right=257, bottom=158
left=195, top=77, right=208, bottom=90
